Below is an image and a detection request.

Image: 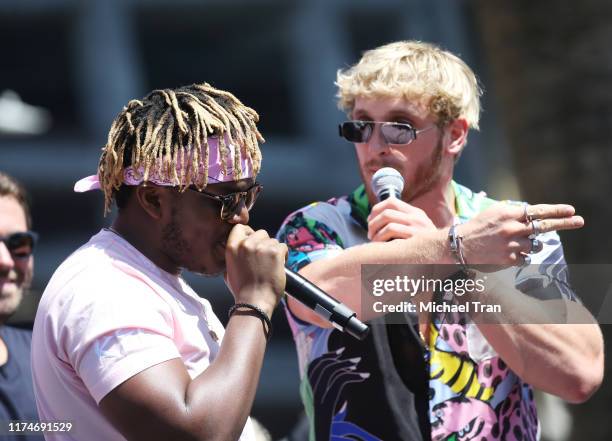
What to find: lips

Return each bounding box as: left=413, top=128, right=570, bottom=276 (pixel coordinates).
left=0, top=277, right=17, bottom=285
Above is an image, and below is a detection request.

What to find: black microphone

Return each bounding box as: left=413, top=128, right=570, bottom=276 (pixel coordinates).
left=282, top=169, right=404, bottom=341
left=371, top=167, right=405, bottom=201
left=284, top=269, right=369, bottom=340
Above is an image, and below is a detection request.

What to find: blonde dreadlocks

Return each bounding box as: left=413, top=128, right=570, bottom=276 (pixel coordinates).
left=98, top=83, right=264, bottom=214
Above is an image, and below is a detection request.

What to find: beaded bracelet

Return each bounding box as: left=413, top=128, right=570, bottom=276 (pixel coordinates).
left=228, top=303, right=273, bottom=341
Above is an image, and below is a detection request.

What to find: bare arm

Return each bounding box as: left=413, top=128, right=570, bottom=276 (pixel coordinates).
left=467, top=269, right=604, bottom=403
left=462, top=204, right=604, bottom=402
left=479, top=322, right=603, bottom=403
left=288, top=202, right=583, bottom=327
left=287, top=229, right=452, bottom=327
left=100, top=308, right=272, bottom=441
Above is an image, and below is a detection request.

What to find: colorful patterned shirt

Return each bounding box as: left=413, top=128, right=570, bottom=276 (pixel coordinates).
left=277, top=181, right=575, bottom=441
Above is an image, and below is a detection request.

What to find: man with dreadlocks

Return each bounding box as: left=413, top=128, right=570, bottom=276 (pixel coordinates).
left=31, top=83, right=287, bottom=441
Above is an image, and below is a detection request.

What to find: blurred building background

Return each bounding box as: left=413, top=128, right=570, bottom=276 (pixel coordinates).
left=1, top=0, right=611, bottom=439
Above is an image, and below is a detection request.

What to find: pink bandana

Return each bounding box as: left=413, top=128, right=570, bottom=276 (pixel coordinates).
left=74, top=137, right=254, bottom=192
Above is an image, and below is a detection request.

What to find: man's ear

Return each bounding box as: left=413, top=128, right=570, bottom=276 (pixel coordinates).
left=134, top=185, right=168, bottom=220
left=445, top=118, right=469, bottom=156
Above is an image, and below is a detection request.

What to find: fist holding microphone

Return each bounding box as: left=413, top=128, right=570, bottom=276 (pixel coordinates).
left=224, top=225, right=370, bottom=341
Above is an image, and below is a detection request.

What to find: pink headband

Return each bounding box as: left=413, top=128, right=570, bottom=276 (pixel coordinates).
left=74, top=137, right=254, bottom=192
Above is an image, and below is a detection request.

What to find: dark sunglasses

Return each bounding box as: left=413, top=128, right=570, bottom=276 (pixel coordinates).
left=339, top=120, right=435, bottom=145
left=189, top=183, right=263, bottom=221
left=0, top=231, right=38, bottom=259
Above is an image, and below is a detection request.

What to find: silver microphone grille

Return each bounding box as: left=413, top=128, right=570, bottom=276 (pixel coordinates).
left=371, top=167, right=405, bottom=200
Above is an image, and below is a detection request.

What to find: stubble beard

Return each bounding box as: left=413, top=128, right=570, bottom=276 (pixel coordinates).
left=161, top=207, right=226, bottom=277
left=0, top=277, right=24, bottom=324
left=362, top=134, right=445, bottom=204
left=406, top=135, right=445, bottom=202
left=161, top=207, right=193, bottom=273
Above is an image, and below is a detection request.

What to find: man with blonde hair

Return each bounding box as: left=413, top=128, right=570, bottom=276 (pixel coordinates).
left=32, top=83, right=287, bottom=441
left=277, top=41, right=603, bottom=440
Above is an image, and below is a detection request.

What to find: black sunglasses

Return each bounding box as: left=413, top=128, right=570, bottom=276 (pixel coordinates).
left=0, top=231, right=38, bottom=259
left=189, top=183, right=263, bottom=221
left=339, top=120, right=435, bottom=145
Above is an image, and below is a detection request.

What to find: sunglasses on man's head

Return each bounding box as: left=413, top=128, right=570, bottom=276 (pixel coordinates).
left=0, top=231, right=38, bottom=259
left=188, top=183, right=263, bottom=221
left=338, top=120, right=435, bottom=145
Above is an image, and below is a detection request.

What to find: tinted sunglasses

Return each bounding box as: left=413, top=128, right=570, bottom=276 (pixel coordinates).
left=189, top=183, right=263, bottom=221
left=0, top=231, right=38, bottom=259
left=338, top=120, right=435, bottom=145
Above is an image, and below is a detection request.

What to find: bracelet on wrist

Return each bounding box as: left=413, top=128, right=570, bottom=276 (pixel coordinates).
left=448, top=224, right=468, bottom=271
left=228, top=303, right=273, bottom=341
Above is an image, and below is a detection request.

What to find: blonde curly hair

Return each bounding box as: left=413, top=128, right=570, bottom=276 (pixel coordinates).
left=336, top=41, right=482, bottom=129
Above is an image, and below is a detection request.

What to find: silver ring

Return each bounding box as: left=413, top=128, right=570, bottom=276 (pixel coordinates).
left=524, top=204, right=533, bottom=223
left=530, top=238, right=543, bottom=254
left=529, top=219, right=541, bottom=239
left=521, top=252, right=531, bottom=266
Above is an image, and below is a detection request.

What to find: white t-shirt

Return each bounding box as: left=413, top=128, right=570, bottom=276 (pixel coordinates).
left=31, top=229, right=254, bottom=441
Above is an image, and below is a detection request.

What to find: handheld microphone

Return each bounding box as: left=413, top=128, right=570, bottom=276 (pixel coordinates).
left=281, top=172, right=407, bottom=341
left=284, top=269, right=369, bottom=340
left=371, top=167, right=405, bottom=201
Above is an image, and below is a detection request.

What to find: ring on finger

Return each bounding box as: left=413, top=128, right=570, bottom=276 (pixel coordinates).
left=530, top=238, right=543, bottom=254
left=524, top=204, right=533, bottom=223
left=520, top=251, right=531, bottom=266
left=529, top=219, right=541, bottom=239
